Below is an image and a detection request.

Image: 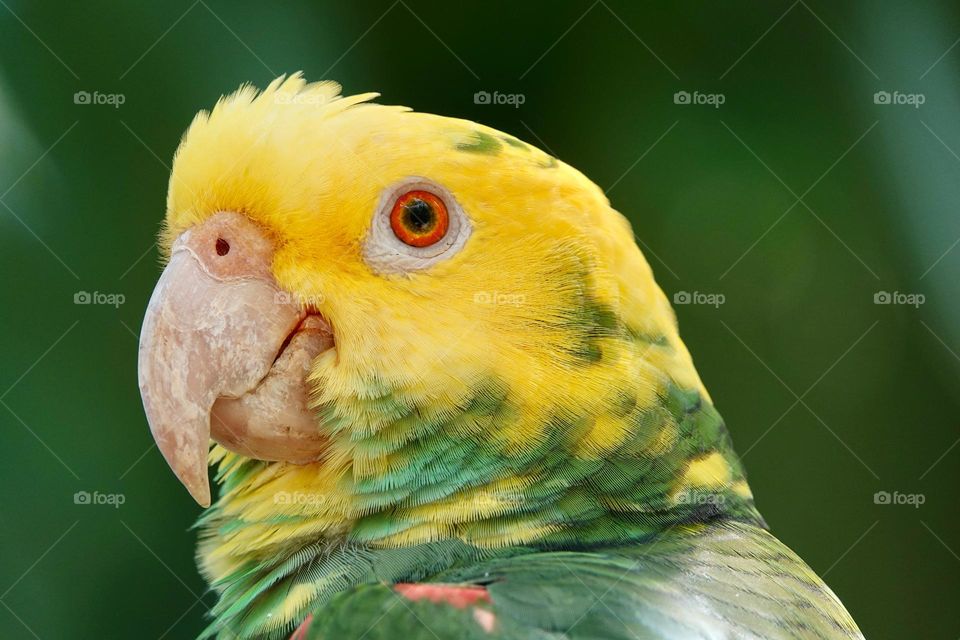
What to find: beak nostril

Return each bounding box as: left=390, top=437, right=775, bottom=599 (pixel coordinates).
left=215, top=238, right=230, bottom=256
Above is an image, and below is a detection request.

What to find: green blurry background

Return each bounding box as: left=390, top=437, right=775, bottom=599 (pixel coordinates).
left=1, top=1, right=958, bottom=638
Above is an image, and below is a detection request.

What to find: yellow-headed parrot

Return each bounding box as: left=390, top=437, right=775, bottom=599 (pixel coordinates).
left=137, top=74, right=863, bottom=640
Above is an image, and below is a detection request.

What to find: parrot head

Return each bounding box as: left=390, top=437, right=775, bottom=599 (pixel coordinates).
left=138, top=75, right=761, bottom=586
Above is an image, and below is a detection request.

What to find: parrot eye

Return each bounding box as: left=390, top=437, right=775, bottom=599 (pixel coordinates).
left=215, top=238, right=230, bottom=256
left=389, top=190, right=449, bottom=247
left=364, top=177, right=472, bottom=274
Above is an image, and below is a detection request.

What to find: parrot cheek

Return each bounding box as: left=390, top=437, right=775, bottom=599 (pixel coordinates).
left=137, top=212, right=333, bottom=507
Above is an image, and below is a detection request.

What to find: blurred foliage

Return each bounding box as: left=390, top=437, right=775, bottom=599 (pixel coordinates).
left=0, top=2, right=958, bottom=638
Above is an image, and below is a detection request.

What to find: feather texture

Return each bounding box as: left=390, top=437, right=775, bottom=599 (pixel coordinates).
left=157, top=75, right=862, bottom=639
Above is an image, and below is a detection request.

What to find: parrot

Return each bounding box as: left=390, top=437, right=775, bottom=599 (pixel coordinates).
left=136, top=73, right=864, bottom=640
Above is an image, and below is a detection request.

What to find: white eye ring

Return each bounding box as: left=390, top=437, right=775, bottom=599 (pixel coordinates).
left=363, top=177, right=471, bottom=274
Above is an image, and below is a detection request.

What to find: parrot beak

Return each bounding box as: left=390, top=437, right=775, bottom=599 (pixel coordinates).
left=137, top=212, right=333, bottom=507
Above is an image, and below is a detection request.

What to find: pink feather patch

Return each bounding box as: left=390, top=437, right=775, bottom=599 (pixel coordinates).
left=289, top=613, right=314, bottom=640
left=394, top=583, right=492, bottom=609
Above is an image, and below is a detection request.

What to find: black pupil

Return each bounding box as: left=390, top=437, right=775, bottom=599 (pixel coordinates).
left=215, top=238, right=230, bottom=256
left=402, top=198, right=435, bottom=232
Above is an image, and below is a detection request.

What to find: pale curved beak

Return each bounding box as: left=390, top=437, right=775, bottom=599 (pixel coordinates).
left=137, top=213, right=332, bottom=506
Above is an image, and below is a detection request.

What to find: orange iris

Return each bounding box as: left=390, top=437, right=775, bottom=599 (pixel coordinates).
left=389, top=190, right=449, bottom=247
